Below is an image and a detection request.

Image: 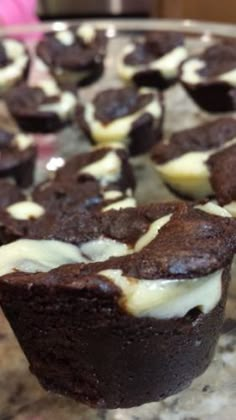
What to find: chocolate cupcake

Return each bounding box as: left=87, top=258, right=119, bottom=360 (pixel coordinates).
left=33, top=145, right=136, bottom=212
left=77, top=87, right=163, bottom=155
left=0, top=201, right=235, bottom=408
left=118, top=31, right=187, bottom=90
left=152, top=118, right=236, bottom=203
left=0, top=38, right=30, bottom=94
left=0, top=128, right=36, bottom=187
left=37, top=24, right=107, bottom=87
left=180, top=40, right=236, bottom=113
left=6, top=79, right=77, bottom=133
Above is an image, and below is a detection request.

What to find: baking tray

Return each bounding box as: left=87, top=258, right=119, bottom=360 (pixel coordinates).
left=0, top=19, right=236, bottom=420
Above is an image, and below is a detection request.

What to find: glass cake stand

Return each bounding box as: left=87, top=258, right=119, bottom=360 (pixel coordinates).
left=0, top=19, right=236, bottom=420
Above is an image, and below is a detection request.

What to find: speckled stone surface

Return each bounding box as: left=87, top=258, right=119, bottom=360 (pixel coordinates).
left=0, top=21, right=236, bottom=420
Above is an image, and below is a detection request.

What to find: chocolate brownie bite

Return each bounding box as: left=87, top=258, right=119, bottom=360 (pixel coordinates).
left=118, top=31, right=187, bottom=90
left=180, top=40, right=236, bottom=113
left=0, top=201, right=235, bottom=408
left=33, top=145, right=136, bottom=213
left=36, top=24, right=107, bottom=87
left=0, top=38, right=30, bottom=94
left=6, top=78, right=77, bottom=133
left=152, top=118, right=236, bottom=200
left=0, top=128, right=36, bottom=187
left=77, top=87, right=163, bottom=155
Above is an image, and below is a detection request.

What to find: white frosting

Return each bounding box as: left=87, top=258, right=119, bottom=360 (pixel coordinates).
left=156, top=136, right=236, bottom=199
left=15, top=133, right=34, bottom=150
left=80, top=151, right=121, bottom=187
left=6, top=201, right=45, bottom=220
left=195, top=202, right=232, bottom=218
left=77, top=24, right=96, bottom=44
left=0, top=39, right=28, bottom=91
left=223, top=201, right=236, bottom=218
left=102, top=197, right=136, bottom=212
left=83, top=88, right=162, bottom=144
left=181, top=57, right=236, bottom=87
left=55, top=30, right=75, bottom=46
left=118, top=44, right=187, bottom=81
left=135, top=214, right=172, bottom=252
left=100, top=269, right=222, bottom=319
left=39, top=91, right=77, bottom=120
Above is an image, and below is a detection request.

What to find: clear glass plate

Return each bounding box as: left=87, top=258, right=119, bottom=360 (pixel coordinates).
left=0, top=19, right=236, bottom=420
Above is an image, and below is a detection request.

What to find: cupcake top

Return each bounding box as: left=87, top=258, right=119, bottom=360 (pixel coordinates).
left=37, top=24, right=107, bottom=72
left=152, top=118, right=236, bottom=200
left=78, top=86, right=162, bottom=144
left=6, top=78, right=77, bottom=122
left=0, top=38, right=29, bottom=92
left=0, top=201, right=235, bottom=319
left=180, top=40, right=236, bottom=86
left=118, top=31, right=187, bottom=82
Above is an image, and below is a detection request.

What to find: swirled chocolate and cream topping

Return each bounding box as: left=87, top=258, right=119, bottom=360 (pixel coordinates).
left=32, top=145, right=136, bottom=213
left=1, top=201, right=235, bottom=319
left=36, top=24, right=107, bottom=86
left=180, top=41, right=236, bottom=112
left=0, top=128, right=36, bottom=187
left=77, top=87, right=163, bottom=155
left=6, top=78, right=77, bottom=133
left=118, top=31, right=187, bottom=89
left=152, top=118, right=236, bottom=208
left=0, top=38, right=29, bottom=93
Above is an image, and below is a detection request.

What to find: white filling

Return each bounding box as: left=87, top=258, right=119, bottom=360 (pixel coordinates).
left=15, top=133, right=34, bottom=151
left=83, top=88, right=162, bottom=144
left=0, top=39, right=28, bottom=90
left=6, top=201, right=45, bottom=220
left=223, top=201, right=236, bottom=218
left=118, top=44, right=187, bottom=81
left=102, top=197, right=136, bottom=212
left=156, top=150, right=213, bottom=199
left=80, top=151, right=121, bottom=187
left=77, top=24, right=96, bottom=44
left=181, top=57, right=236, bottom=87
left=103, top=190, right=123, bottom=200
left=39, top=91, right=77, bottom=120
left=155, top=137, right=236, bottom=199
left=34, top=79, right=61, bottom=97
left=80, top=238, right=129, bottom=261
left=180, top=58, right=206, bottom=84
left=0, top=239, right=85, bottom=276
left=195, top=202, right=232, bottom=218
left=135, top=214, right=172, bottom=252
left=100, top=269, right=222, bottom=318
left=55, top=30, right=75, bottom=46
